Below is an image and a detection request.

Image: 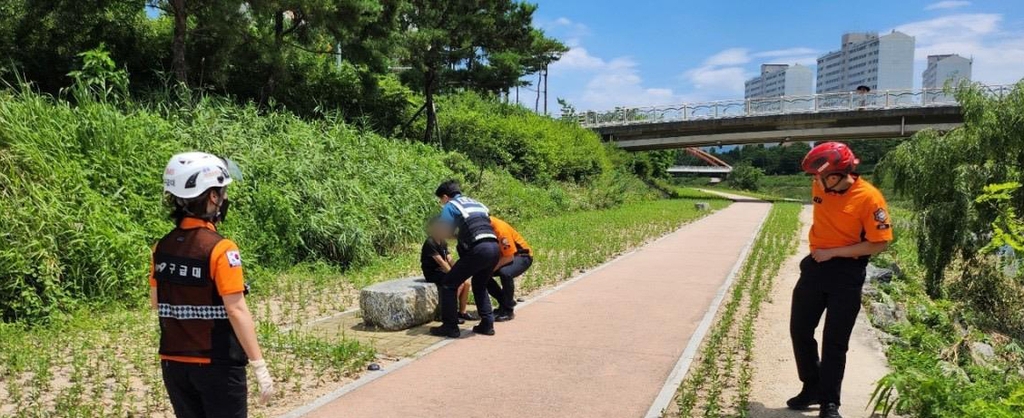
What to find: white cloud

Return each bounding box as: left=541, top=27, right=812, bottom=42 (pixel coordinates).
left=678, top=46, right=818, bottom=99
left=895, top=13, right=1024, bottom=85
left=554, top=47, right=605, bottom=70
left=703, top=48, right=751, bottom=66
left=544, top=17, right=591, bottom=39
left=924, top=1, right=971, bottom=11
left=683, top=66, right=749, bottom=95
left=576, top=57, right=686, bottom=110
left=753, top=47, right=818, bottom=58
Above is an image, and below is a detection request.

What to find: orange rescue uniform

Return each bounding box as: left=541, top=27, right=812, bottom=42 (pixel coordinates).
left=150, top=217, right=246, bottom=364
left=490, top=216, right=532, bottom=259
left=809, top=176, right=893, bottom=251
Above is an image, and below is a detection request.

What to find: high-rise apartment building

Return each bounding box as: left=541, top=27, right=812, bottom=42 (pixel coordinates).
left=816, top=31, right=915, bottom=94
left=922, top=54, right=972, bottom=103
left=744, top=64, right=813, bottom=98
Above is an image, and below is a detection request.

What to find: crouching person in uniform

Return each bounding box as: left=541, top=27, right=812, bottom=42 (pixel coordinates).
left=487, top=216, right=533, bottom=322
left=153, top=152, right=274, bottom=418
left=787, top=142, right=893, bottom=418
left=430, top=180, right=500, bottom=338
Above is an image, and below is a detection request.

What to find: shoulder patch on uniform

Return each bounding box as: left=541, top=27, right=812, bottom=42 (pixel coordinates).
left=877, top=223, right=891, bottom=230
left=226, top=250, right=242, bottom=267
left=813, top=196, right=823, bottom=204
left=874, top=208, right=888, bottom=222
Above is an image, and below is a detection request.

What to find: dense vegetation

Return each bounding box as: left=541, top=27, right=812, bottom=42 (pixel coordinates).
left=0, top=1, right=567, bottom=139
left=867, top=81, right=1024, bottom=416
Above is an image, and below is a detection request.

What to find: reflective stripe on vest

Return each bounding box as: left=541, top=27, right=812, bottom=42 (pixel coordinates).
left=450, top=196, right=497, bottom=246
left=153, top=226, right=246, bottom=365
left=449, top=197, right=490, bottom=218
left=157, top=303, right=229, bottom=320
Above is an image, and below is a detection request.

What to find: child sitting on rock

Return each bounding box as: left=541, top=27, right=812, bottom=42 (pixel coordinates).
left=420, top=216, right=476, bottom=324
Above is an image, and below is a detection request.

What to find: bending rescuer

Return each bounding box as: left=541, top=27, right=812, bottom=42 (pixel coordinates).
left=787, top=142, right=893, bottom=418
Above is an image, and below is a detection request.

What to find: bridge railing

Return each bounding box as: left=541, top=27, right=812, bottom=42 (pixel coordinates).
left=578, top=85, right=1013, bottom=128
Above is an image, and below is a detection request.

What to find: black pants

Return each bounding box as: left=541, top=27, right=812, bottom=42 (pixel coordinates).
left=162, top=360, right=247, bottom=418
left=440, top=240, right=500, bottom=328
left=790, top=255, right=867, bottom=406
left=487, top=254, right=533, bottom=312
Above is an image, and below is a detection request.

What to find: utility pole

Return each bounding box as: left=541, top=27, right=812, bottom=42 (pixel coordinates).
left=543, top=65, right=549, bottom=115
left=535, top=72, right=541, bottom=113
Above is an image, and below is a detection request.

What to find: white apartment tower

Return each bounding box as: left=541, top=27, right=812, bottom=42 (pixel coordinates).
left=923, top=54, right=972, bottom=103
left=816, top=31, right=915, bottom=94
left=923, top=54, right=972, bottom=89
left=744, top=64, right=813, bottom=99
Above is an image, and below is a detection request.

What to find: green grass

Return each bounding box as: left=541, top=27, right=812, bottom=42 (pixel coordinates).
left=674, top=175, right=810, bottom=202
left=0, top=197, right=726, bottom=417
left=672, top=202, right=803, bottom=417
left=0, top=87, right=658, bottom=323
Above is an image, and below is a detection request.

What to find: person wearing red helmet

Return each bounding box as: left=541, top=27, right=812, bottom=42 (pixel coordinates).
left=787, top=142, right=893, bottom=418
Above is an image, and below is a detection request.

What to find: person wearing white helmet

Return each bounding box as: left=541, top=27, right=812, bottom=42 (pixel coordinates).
left=151, top=152, right=274, bottom=418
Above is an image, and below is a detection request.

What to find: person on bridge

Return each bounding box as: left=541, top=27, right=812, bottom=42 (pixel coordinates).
left=787, top=142, right=892, bottom=418
left=487, top=216, right=534, bottom=322
left=152, top=152, right=274, bottom=418
left=430, top=180, right=500, bottom=338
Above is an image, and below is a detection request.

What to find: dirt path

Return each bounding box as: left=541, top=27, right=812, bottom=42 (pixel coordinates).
left=284, top=201, right=771, bottom=418
left=747, top=206, right=891, bottom=418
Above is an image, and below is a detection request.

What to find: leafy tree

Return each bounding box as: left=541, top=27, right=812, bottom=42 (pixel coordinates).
left=878, top=81, right=1024, bottom=298
left=396, top=0, right=564, bottom=144
left=729, top=163, right=764, bottom=191
left=2, top=0, right=153, bottom=93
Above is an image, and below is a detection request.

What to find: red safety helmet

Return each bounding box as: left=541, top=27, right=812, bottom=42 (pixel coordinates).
left=801, top=142, right=859, bottom=176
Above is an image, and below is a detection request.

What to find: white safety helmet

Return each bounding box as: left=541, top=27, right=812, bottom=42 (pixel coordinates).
left=163, top=152, right=241, bottom=199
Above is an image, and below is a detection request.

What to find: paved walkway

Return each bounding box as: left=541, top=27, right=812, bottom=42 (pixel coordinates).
left=297, top=201, right=771, bottom=418
left=748, top=206, right=892, bottom=418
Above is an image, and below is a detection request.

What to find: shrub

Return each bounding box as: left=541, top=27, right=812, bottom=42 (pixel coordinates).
left=728, top=163, right=764, bottom=191
left=418, top=92, right=611, bottom=184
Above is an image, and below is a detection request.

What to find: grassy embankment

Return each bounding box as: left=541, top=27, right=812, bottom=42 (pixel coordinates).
left=670, top=202, right=803, bottom=417
left=0, top=86, right=728, bottom=416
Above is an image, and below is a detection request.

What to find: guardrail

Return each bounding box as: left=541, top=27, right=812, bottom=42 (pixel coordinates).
left=578, top=85, right=1012, bottom=128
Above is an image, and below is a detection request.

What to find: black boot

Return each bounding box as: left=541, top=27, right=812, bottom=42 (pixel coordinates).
left=786, top=387, right=820, bottom=410
left=429, top=325, right=460, bottom=338
left=819, top=403, right=842, bottom=418
left=472, top=322, right=495, bottom=336
left=495, top=310, right=515, bottom=322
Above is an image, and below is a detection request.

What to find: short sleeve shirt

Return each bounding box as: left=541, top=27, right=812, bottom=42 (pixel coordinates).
left=149, top=218, right=245, bottom=296
left=420, top=238, right=449, bottom=273
left=490, top=216, right=533, bottom=258
left=809, top=177, right=893, bottom=251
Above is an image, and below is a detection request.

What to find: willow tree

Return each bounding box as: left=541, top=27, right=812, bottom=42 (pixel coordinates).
left=878, top=81, right=1024, bottom=298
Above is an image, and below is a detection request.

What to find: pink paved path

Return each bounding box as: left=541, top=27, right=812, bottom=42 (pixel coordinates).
left=302, top=202, right=771, bottom=418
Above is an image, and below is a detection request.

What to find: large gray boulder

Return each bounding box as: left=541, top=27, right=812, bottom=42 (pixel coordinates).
left=359, top=277, right=439, bottom=331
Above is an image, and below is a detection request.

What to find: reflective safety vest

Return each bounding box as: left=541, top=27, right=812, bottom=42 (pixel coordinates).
left=153, top=227, right=247, bottom=365
left=449, top=196, right=497, bottom=249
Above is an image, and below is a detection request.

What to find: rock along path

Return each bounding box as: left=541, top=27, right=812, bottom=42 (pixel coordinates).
left=292, top=200, right=771, bottom=418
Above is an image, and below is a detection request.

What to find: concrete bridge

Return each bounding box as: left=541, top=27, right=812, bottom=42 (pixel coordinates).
left=667, top=166, right=732, bottom=175
left=578, top=85, right=1011, bottom=151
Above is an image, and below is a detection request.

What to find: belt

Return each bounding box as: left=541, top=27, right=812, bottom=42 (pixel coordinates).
left=459, top=235, right=497, bottom=250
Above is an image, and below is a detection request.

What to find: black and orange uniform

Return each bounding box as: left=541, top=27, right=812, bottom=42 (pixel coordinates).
left=150, top=217, right=249, bottom=418
left=420, top=238, right=451, bottom=284
left=790, top=176, right=892, bottom=408
left=486, top=217, right=533, bottom=314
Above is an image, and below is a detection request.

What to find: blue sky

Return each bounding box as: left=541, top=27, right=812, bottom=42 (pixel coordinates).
left=528, top=0, right=1024, bottom=113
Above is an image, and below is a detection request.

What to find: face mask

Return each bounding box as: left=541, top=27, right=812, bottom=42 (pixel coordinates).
left=218, top=198, right=231, bottom=223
